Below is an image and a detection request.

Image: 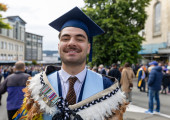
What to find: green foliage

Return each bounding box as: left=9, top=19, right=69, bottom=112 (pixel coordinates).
left=32, top=60, right=37, bottom=65
left=0, top=3, right=11, bottom=29
left=83, top=0, right=151, bottom=66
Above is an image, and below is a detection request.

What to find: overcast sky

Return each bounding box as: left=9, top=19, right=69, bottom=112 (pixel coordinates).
left=1, top=0, right=85, bottom=50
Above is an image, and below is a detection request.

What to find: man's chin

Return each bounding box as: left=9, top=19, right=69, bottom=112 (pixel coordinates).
left=62, top=59, right=85, bottom=66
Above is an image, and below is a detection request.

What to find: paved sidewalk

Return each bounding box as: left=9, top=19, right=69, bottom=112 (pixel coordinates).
left=124, top=104, right=170, bottom=120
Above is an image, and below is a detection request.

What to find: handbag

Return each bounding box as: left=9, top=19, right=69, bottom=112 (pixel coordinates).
left=129, top=82, right=133, bottom=89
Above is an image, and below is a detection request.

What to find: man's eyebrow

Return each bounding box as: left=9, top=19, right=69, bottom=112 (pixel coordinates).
left=60, top=34, right=70, bottom=38
left=76, top=34, right=87, bottom=39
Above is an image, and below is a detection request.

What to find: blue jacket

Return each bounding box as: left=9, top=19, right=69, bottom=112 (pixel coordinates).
left=148, top=66, right=163, bottom=91
left=0, top=71, right=30, bottom=110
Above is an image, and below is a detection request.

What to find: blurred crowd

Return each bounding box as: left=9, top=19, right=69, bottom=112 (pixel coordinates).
left=90, top=61, right=170, bottom=95
left=0, top=61, right=170, bottom=108
left=0, top=65, right=45, bottom=79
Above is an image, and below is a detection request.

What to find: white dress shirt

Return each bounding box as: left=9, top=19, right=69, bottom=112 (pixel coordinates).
left=58, top=67, right=87, bottom=102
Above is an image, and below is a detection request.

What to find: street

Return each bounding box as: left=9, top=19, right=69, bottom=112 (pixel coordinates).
left=132, top=79, right=170, bottom=115
left=0, top=93, right=8, bottom=120
left=0, top=78, right=170, bottom=120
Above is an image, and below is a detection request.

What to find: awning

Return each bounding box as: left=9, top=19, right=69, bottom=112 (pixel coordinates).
left=138, top=42, right=167, bottom=55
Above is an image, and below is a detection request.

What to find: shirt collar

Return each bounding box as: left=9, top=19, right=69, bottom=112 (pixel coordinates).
left=60, top=67, right=87, bottom=83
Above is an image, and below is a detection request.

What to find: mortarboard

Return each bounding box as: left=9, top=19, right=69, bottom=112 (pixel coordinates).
left=49, top=6, right=105, bottom=62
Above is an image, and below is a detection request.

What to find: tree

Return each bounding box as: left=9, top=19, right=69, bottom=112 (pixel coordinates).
left=83, top=0, right=151, bottom=66
left=0, top=3, right=11, bottom=29
left=32, top=60, right=37, bottom=65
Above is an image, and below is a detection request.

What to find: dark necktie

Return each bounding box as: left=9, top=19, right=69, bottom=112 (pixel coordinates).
left=66, top=76, right=77, bottom=105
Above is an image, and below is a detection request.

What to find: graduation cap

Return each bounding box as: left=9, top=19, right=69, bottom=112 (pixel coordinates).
left=49, top=6, right=104, bottom=62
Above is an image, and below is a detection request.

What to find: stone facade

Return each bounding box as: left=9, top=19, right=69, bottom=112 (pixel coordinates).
left=0, top=16, right=43, bottom=64
left=139, top=0, right=170, bottom=62
left=0, top=16, right=25, bottom=63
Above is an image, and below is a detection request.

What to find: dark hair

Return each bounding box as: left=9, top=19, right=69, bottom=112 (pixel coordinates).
left=112, top=63, right=117, bottom=67
left=124, top=62, right=130, bottom=67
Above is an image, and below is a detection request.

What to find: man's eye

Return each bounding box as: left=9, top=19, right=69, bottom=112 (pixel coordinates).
left=77, top=39, right=83, bottom=42
left=62, top=38, right=69, bottom=41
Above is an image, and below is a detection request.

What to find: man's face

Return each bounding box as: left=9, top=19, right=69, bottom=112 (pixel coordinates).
left=58, top=27, right=90, bottom=66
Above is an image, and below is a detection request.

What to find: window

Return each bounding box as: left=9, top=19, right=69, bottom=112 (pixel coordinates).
left=4, top=42, right=7, bottom=49
left=1, top=41, right=4, bottom=49
left=3, top=54, right=6, bottom=60
left=0, top=54, right=3, bottom=60
left=13, top=25, right=16, bottom=38
left=16, top=22, right=19, bottom=39
left=7, top=29, right=9, bottom=36
left=154, top=2, right=161, bottom=34
left=11, top=44, right=13, bottom=50
left=8, top=43, right=10, bottom=50
left=27, top=33, right=31, bottom=38
left=27, top=41, right=31, bottom=45
left=15, top=45, right=18, bottom=51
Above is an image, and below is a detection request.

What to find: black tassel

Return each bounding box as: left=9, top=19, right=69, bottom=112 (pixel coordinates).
left=52, top=112, right=65, bottom=120
left=73, top=114, right=83, bottom=120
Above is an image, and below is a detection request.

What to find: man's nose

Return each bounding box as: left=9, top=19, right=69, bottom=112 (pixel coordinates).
left=68, top=37, right=76, bottom=46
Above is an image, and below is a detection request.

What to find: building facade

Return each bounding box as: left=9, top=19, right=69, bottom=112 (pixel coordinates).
left=25, top=32, right=43, bottom=61
left=0, top=16, right=43, bottom=64
left=139, top=0, right=170, bottom=63
left=0, top=16, right=26, bottom=63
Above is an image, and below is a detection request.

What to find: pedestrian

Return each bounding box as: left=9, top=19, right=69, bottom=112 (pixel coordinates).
left=3, top=69, right=9, bottom=79
left=98, top=64, right=106, bottom=75
left=13, top=7, right=127, bottom=120
left=120, top=62, right=135, bottom=103
left=145, top=62, right=163, bottom=114
left=108, top=63, right=121, bottom=83
left=0, top=61, right=30, bottom=120
left=161, top=66, right=170, bottom=94
left=92, top=66, right=98, bottom=73
left=136, top=64, right=146, bottom=92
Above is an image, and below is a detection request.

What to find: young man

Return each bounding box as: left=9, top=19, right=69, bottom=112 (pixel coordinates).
left=13, top=7, right=126, bottom=120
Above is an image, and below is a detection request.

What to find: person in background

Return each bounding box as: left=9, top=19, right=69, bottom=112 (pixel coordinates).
left=108, top=63, right=121, bottom=83
left=120, top=62, right=135, bottom=103
left=136, top=64, right=146, bottom=92
left=92, top=66, right=98, bottom=73
left=161, top=66, right=170, bottom=94
left=98, top=64, right=106, bottom=75
left=0, top=61, right=30, bottom=120
left=148, top=61, right=158, bottom=73
left=145, top=61, right=163, bottom=114
left=31, top=67, right=39, bottom=76
left=3, top=69, right=9, bottom=79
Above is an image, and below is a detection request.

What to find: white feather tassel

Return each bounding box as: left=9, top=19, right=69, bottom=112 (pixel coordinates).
left=76, top=90, right=125, bottom=120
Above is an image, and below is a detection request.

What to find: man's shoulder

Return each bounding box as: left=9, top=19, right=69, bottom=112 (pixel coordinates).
left=86, top=70, right=114, bottom=91
left=102, top=75, right=115, bottom=89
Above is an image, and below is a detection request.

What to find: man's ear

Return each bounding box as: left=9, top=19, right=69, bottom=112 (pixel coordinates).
left=88, top=43, right=91, bottom=54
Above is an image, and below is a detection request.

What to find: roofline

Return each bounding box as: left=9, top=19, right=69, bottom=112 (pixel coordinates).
left=25, top=32, right=43, bottom=37
left=6, top=16, right=27, bottom=24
